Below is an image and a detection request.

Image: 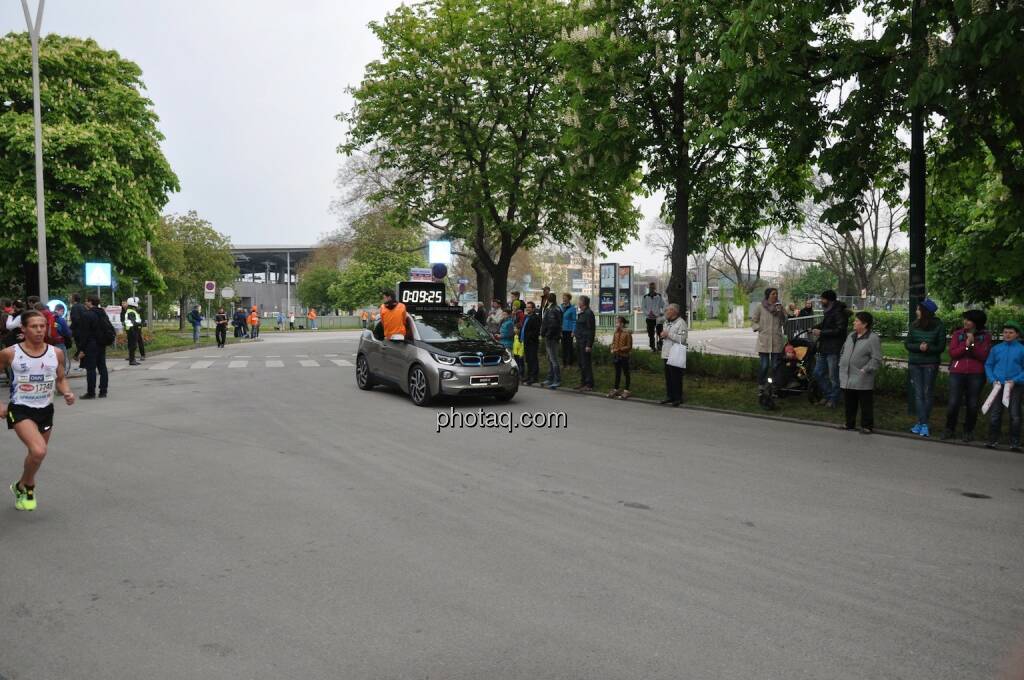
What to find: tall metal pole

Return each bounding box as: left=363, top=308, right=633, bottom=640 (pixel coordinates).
left=908, top=0, right=927, bottom=323
left=21, top=0, right=48, bottom=301
left=286, top=251, right=291, bottom=314
left=145, top=241, right=154, bottom=329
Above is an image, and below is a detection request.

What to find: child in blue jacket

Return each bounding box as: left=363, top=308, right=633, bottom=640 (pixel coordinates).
left=984, top=320, right=1024, bottom=451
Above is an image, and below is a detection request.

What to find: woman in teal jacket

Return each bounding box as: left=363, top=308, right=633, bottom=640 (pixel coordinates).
left=984, top=320, right=1024, bottom=452
left=904, top=299, right=946, bottom=437
left=498, top=314, right=515, bottom=351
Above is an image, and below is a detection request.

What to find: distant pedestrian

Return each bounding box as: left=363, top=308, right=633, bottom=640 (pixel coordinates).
left=232, top=308, right=247, bottom=338
left=307, top=308, right=318, bottom=330
left=984, top=320, right=1024, bottom=452
left=123, top=297, right=145, bottom=365
left=187, top=305, right=204, bottom=344
left=560, top=293, right=576, bottom=367
left=642, top=282, right=666, bottom=351
left=905, top=299, right=946, bottom=438
left=540, top=293, right=562, bottom=389
left=360, top=309, right=369, bottom=329
left=943, top=310, right=991, bottom=442
left=839, top=311, right=882, bottom=434
left=248, top=307, right=261, bottom=339
left=574, top=295, right=596, bottom=392
left=276, top=310, right=285, bottom=331
left=751, top=287, right=786, bottom=395
left=660, top=303, right=688, bottom=406
left=812, top=290, right=849, bottom=409
left=215, top=307, right=229, bottom=348
left=798, top=300, right=815, bottom=317
left=539, top=286, right=552, bottom=315
left=520, top=302, right=540, bottom=385
left=486, top=298, right=506, bottom=336
left=288, top=311, right=296, bottom=331
left=608, top=315, right=633, bottom=399
left=498, top=310, right=516, bottom=353
left=51, top=303, right=73, bottom=375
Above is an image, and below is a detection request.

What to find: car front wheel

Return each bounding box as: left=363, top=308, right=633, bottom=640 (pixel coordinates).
left=408, top=365, right=433, bottom=406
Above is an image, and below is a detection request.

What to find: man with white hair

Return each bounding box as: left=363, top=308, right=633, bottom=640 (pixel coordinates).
left=659, top=303, right=688, bottom=406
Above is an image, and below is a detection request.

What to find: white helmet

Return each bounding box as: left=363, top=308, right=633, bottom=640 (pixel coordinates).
left=127, top=297, right=140, bottom=306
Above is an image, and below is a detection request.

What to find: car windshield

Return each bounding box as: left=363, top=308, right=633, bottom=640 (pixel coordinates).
left=413, top=313, right=492, bottom=344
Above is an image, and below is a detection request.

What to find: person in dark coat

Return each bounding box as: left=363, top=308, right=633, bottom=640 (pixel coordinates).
left=812, top=289, right=849, bottom=408
left=520, top=302, right=541, bottom=385
left=574, top=295, right=596, bottom=391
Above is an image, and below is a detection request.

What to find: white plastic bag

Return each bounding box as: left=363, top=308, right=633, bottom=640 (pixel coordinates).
left=667, top=342, right=687, bottom=369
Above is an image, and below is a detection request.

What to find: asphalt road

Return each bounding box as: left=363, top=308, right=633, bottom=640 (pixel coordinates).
left=2, top=332, right=1022, bottom=680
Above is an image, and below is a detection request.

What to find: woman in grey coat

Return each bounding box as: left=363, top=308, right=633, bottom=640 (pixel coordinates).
left=839, top=311, right=883, bottom=433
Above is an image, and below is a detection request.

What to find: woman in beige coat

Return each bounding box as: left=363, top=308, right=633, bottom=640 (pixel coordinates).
left=751, top=287, right=787, bottom=393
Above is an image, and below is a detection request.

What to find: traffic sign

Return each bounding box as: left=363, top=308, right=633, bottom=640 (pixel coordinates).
left=203, top=280, right=216, bottom=300
left=220, top=287, right=235, bottom=299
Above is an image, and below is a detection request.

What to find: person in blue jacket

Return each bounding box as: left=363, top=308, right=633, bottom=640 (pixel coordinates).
left=498, top=312, right=516, bottom=351
left=560, top=293, right=577, bottom=367
left=985, top=320, right=1024, bottom=452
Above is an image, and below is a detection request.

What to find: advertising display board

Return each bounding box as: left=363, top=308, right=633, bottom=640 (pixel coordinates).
left=617, top=265, right=633, bottom=313
left=599, top=263, right=617, bottom=313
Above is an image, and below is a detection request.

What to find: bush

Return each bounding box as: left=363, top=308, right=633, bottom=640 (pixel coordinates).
left=870, top=305, right=1022, bottom=339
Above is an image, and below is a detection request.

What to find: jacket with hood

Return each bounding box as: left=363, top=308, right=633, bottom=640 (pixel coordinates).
left=948, top=328, right=992, bottom=375
left=985, top=339, right=1024, bottom=384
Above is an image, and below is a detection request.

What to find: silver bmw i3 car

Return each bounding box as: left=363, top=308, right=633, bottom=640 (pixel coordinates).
left=356, top=310, right=518, bottom=406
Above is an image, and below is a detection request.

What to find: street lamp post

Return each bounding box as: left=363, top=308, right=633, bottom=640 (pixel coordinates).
left=908, top=0, right=927, bottom=323
left=21, top=0, right=48, bottom=301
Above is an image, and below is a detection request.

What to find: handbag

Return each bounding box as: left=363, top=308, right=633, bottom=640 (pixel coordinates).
left=512, top=336, right=524, bottom=357
left=667, top=341, right=687, bottom=369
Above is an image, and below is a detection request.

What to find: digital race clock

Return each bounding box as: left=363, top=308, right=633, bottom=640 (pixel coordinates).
left=397, top=281, right=450, bottom=312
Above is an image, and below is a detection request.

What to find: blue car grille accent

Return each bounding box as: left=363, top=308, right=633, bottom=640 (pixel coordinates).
left=457, top=354, right=502, bottom=367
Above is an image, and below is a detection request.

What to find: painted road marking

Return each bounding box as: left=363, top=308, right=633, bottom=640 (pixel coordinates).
left=228, top=360, right=248, bottom=368
left=266, top=360, right=284, bottom=368
left=330, top=359, right=354, bottom=367
left=299, top=359, right=320, bottom=367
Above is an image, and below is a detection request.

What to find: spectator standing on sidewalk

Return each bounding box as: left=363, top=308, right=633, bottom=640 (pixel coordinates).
left=608, top=315, right=633, bottom=399
left=520, top=302, right=541, bottom=385
left=486, top=298, right=506, bottom=336
left=307, top=308, right=318, bottom=330
left=75, top=296, right=110, bottom=399
left=944, top=310, right=992, bottom=442
left=187, top=305, right=204, bottom=344
left=812, top=290, right=849, bottom=409
left=798, top=300, right=815, bottom=317
left=641, top=282, right=666, bottom=351
left=660, top=303, right=688, bottom=406
left=984, top=320, right=1024, bottom=452
left=498, top=310, right=516, bottom=354
left=751, top=287, right=787, bottom=395
left=560, top=293, right=576, bottom=367
left=215, top=308, right=229, bottom=348
left=905, top=298, right=946, bottom=438
left=288, top=311, right=296, bottom=331
left=248, top=307, right=261, bottom=339
left=51, top=303, right=73, bottom=375
left=540, top=293, right=563, bottom=389
left=839, top=311, right=882, bottom=434
left=574, top=296, right=596, bottom=392
left=277, top=310, right=285, bottom=331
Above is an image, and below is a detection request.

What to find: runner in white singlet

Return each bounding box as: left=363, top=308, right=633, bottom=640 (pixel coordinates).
left=0, top=311, right=76, bottom=511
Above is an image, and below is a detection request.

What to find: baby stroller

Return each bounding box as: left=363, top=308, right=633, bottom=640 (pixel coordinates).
left=760, top=327, right=822, bottom=410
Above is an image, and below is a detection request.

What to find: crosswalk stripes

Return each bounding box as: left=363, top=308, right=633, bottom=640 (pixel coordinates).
left=111, top=356, right=356, bottom=372
left=149, top=362, right=176, bottom=370
left=299, top=359, right=319, bottom=367
left=190, top=360, right=214, bottom=369
left=228, top=360, right=248, bottom=368
left=266, top=360, right=284, bottom=368
left=330, top=359, right=353, bottom=367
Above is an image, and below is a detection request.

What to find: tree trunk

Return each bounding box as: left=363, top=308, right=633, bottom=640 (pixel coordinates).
left=490, top=256, right=511, bottom=304
left=472, top=258, right=493, bottom=307
left=666, top=50, right=690, bottom=313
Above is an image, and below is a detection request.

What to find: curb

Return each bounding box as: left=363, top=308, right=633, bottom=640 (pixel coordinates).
left=520, top=382, right=1016, bottom=455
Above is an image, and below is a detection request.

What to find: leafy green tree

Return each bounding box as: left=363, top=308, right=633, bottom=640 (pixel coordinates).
left=152, top=212, right=237, bottom=329
left=788, top=264, right=837, bottom=304
left=327, top=208, right=425, bottom=311
left=557, top=1, right=811, bottom=310
left=0, top=32, right=179, bottom=294
left=340, top=0, right=640, bottom=303
left=297, top=265, right=345, bottom=312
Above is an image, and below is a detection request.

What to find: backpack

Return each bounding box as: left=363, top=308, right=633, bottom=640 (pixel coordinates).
left=42, top=308, right=62, bottom=345
left=95, top=308, right=117, bottom=346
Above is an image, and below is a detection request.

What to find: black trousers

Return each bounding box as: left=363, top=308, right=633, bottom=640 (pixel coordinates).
left=945, top=373, right=984, bottom=434
left=646, top=318, right=663, bottom=350
left=561, top=331, right=574, bottom=365
left=577, top=344, right=594, bottom=387
left=664, top=361, right=684, bottom=402
left=127, top=327, right=144, bottom=361
left=524, top=339, right=539, bottom=382
left=613, top=357, right=631, bottom=390
left=843, top=388, right=874, bottom=429
left=216, top=324, right=227, bottom=347
left=84, top=343, right=109, bottom=396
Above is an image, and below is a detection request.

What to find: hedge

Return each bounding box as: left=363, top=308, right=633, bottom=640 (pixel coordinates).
left=579, top=339, right=946, bottom=399
left=866, top=305, right=1022, bottom=339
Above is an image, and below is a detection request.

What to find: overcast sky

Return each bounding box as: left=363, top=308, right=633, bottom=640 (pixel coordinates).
left=3, top=0, right=744, bottom=274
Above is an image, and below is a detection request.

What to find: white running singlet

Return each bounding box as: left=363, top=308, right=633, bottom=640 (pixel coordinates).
left=9, top=343, right=58, bottom=409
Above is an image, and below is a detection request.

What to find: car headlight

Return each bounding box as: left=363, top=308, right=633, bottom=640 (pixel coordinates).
left=431, top=352, right=457, bottom=365
left=502, top=349, right=513, bottom=364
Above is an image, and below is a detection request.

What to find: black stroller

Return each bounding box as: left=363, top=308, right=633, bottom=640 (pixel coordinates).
left=760, top=321, right=823, bottom=410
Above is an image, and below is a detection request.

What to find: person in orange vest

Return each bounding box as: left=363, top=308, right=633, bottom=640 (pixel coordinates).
left=307, top=308, right=318, bottom=330
left=379, top=289, right=411, bottom=340
left=248, top=306, right=261, bottom=339
left=360, top=309, right=369, bottom=329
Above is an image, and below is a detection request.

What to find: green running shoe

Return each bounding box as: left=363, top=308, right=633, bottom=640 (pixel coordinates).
left=10, top=483, right=36, bottom=511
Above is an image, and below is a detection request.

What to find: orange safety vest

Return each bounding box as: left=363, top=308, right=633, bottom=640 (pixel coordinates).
left=379, top=302, right=408, bottom=338
left=307, top=310, right=317, bottom=320
left=248, top=312, right=259, bottom=326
